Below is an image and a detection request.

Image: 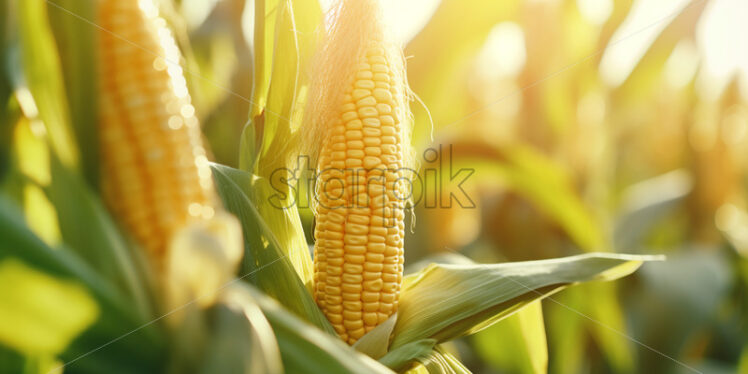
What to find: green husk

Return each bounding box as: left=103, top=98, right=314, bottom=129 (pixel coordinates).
left=353, top=314, right=398, bottom=359
left=210, top=163, right=333, bottom=335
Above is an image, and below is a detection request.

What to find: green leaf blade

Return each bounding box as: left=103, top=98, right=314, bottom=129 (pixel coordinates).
left=391, top=253, right=660, bottom=349
left=210, top=163, right=333, bottom=335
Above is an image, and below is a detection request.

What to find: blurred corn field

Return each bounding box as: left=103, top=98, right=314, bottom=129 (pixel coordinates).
left=1, top=0, right=747, bottom=373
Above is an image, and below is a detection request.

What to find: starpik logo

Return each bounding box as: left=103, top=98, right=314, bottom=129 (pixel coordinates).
left=267, top=145, right=475, bottom=215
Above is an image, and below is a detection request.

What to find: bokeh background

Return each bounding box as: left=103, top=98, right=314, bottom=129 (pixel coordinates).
left=175, top=0, right=748, bottom=371
left=181, top=0, right=748, bottom=373
left=3, top=0, right=748, bottom=372
left=180, top=0, right=748, bottom=372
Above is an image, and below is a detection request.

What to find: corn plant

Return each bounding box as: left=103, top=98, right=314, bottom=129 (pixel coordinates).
left=0, top=0, right=671, bottom=373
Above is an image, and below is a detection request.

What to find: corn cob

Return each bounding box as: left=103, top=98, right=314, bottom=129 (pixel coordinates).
left=98, top=0, right=216, bottom=266
left=311, top=4, right=410, bottom=344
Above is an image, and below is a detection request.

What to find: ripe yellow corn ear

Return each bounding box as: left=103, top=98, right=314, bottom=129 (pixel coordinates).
left=308, top=0, right=412, bottom=345
left=98, top=0, right=216, bottom=267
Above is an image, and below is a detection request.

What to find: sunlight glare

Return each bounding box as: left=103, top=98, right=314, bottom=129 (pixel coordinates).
left=577, top=0, right=613, bottom=26
left=476, top=22, right=527, bottom=79
left=599, top=0, right=690, bottom=87
left=664, top=40, right=699, bottom=89
left=696, top=0, right=748, bottom=100
left=317, top=0, right=440, bottom=44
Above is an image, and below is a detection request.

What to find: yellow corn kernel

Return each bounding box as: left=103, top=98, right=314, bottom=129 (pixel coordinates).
left=312, top=39, right=408, bottom=345
left=98, top=0, right=216, bottom=267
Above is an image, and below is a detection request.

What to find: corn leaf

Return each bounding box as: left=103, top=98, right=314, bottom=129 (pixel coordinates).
left=15, top=0, right=79, bottom=170
left=252, top=177, right=314, bottom=290
left=472, top=300, right=547, bottom=374
left=241, top=283, right=395, bottom=374
left=45, top=154, right=152, bottom=322
left=21, top=183, right=60, bottom=246
left=614, top=170, right=692, bottom=251
left=240, top=110, right=264, bottom=177
left=256, top=0, right=299, bottom=174
left=390, top=253, right=660, bottom=349
left=632, top=251, right=731, bottom=373
left=0, top=196, right=166, bottom=373
left=405, top=0, right=521, bottom=145
left=459, top=144, right=640, bottom=372
left=0, top=6, right=12, bottom=158
left=46, top=0, right=99, bottom=187
left=582, top=282, right=633, bottom=373
left=0, top=197, right=121, bottom=309
left=738, top=347, right=748, bottom=374
left=10, top=117, right=60, bottom=246
left=242, top=0, right=321, bottom=175
left=435, top=347, right=472, bottom=374
left=249, top=0, right=281, bottom=119
left=546, top=287, right=585, bottom=374
left=240, top=0, right=281, bottom=172
left=237, top=0, right=318, bottom=287
left=0, top=258, right=98, bottom=355
left=419, top=346, right=472, bottom=374
left=460, top=143, right=606, bottom=251
left=419, top=350, right=453, bottom=374
left=379, top=339, right=437, bottom=372
left=258, top=0, right=321, bottom=175
left=6, top=107, right=144, bottom=320
left=210, top=163, right=334, bottom=335
left=0, top=347, right=61, bottom=374
left=198, top=288, right=283, bottom=374
left=0, top=346, right=27, bottom=374
left=0, top=1, right=9, bottom=108
left=610, top=0, right=707, bottom=99
left=600, top=173, right=694, bottom=372
left=353, top=314, right=399, bottom=359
